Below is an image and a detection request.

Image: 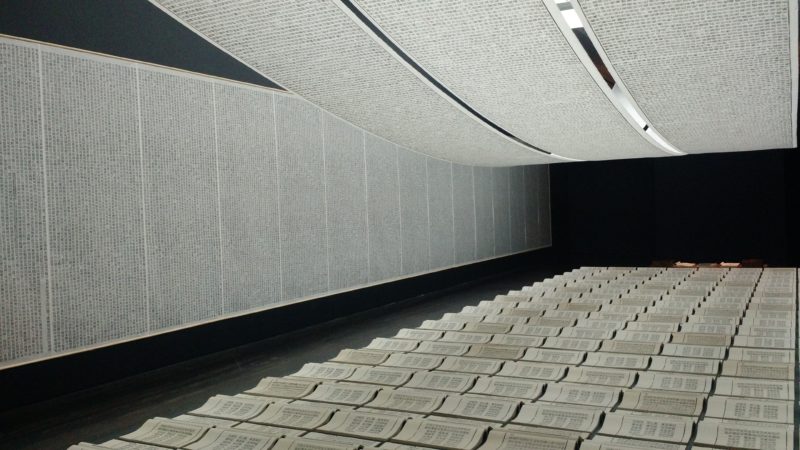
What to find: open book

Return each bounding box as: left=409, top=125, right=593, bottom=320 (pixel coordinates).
left=390, top=418, right=487, bottom=450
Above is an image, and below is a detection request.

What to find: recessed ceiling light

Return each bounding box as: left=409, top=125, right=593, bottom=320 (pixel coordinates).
left=561, top=9, right=583, bottom=29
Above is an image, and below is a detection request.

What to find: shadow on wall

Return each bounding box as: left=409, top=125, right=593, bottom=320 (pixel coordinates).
left=550, top=148, right=798, bottom=268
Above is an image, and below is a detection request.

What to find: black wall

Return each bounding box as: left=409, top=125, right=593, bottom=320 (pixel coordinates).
left=551, top=148, right=798, bottom=268
left=0, top=0, right=281, bottom=89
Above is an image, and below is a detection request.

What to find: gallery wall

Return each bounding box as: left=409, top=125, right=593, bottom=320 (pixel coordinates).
left=0, top=37, right=552, bottom=367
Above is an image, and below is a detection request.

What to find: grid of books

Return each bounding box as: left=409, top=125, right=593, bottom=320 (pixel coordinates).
left=70, top=267, right=797, bottom=450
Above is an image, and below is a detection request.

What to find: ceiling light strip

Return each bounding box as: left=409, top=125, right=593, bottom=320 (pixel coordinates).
left=543, top=0, right=685, bottom=156
left=337, top=0, right=582, bottom=162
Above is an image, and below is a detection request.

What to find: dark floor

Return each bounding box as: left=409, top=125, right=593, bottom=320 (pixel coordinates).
left=0, top=266, right=562, bottom=450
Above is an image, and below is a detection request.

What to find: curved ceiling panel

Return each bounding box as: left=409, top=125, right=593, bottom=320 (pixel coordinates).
left=149, top=0, right=555, bottom=166
left=354, top=0, right=666, bottom=161
left=578, top=0, right=795, bottom=153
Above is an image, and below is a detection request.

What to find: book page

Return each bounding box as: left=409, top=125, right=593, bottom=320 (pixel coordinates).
left=575, top=319, right=627, bottom=330
left=120, top=418, right=208, bottom=448
left=468, top=376, right=544, bottom=400
left=694, top=419, right=793, bottom=450
left=365, top=388, right=446, bottom=414
left=440, top=331, right=493, bottom=344
left=346, top=366, right=415, bottom=386
left=438, top=356, right=503, bottom=375
left=183, top=428, right=277, bottom=450
left=582, top=352, right=649, bottom=370
left=289, top=363, right=357, bottom=381
left=462, top=305, right=503, bottom=315
left=613, top=331, right=671, bottom=343
left=434, top=394, right=520, bottom=422
left=618, top=389, right=704, bottom=416
left=635, top=372, right=713, bottom=393
left=598, top=341, right=661, bottom=355
left=489, top=334, right=545, bottom=348
left=733, top=336, right=794, bottom=349
left=233, top=422, right=304, bottom=437
left=739, top=325, right=795, bottom=339
left=705, top=396, right=792, bottom=423
left=479, top=428, right=577, bottom=450
left=636, top=313, right=686, bottom=323
left=721, top=361, right=793, bottom=380
left=412, top=341, right=471, bottom=356
left=714, top=377, right=794, bottom=400
left=727, top=348, right=795, bottom=363
left=528, top=317, right=576, bottom=327
left=648, top=356, right=719, bottom=375
left=588, top=312, right=635, bottom=321
left=381, top=353, right=444, bottom=370
left=404, top=371, right=477, bottom=393
left=541, top=337, right=601, bottom=352
left=581, top=435, right=684, bottom=450
left=558, top=328, right=613, bottom=340
left=542, top=310, right=589, bottom=320
left=317, top=410, right=404, bottom=440
left=512, top=402, right=603, bottom=432
left=464, top=344, right=525, bottom=360
left=301, top=432, right=380, bottom=448
left=172, top=414, right=240, bottom=428
left=482, top=314, right=528, bottom=325
left=686, top=315, right=738, bottom=326
left=670, top=333, right=730, bottom=347
left=394, top=328, right=443, bottom=341
left=679, top=323, right=735, bottom=335
left=302, top=383, right=379, bottom=406
left=390, top=418, right=486, bottom=450
left=557, top=303, right=600, bottom=312
left=246, top=377, right=318, bottom=399
left=562, top=367, right=635, bottom=387
left=421, top=320, right=466, bottom=331
left=443, top=313, right=486, bottom=323
left=496, top=361, right=567, bottom=381
left=366, top=338, right=419, bottom=352
left=190, top=395, right=270, bottom=421
left=538, top=383, right=620, bottom=408
left=660, top=343, right=725, bottom=359
left=598, top=411, right=693, bottom=444
left=250, top=402, right=336, bottom=430
left=331, top=349, right=391, bottom=366
left=270, top=436, right=358, bottom=450
left=462, top=322, right=512, bottom=334
left=740, top=318, right=794, bottom=328
left=97, top=439, right=175, bottom=449
left=510, top=324, right=561, bottom=337
left=522, top=348, right=585, bottom=365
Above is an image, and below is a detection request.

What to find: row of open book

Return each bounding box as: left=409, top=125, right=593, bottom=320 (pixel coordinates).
left=69, top=266, right=798, bottom=450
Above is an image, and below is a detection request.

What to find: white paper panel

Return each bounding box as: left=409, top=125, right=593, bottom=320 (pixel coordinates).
left=150, top=0, right=555, bottom=166
left=509, top=167, right=526, bottom=253
left=323, top=113, right=369, bottom=290
left=524, top=166, right=542, bottom=249
left=0, top=37, right=552, bottom=368
left=43, top=51, right=147, bottom=351
left=275, top=96, right=328, bottom=300
left=398, top=149, right=429, bottom=275
left=365, top=134, right=402, bottom=282
left=427, top=158, right=455, bottom=269
left=355, top=0, right=663, bottom=161
left=139, top=69, right=222, bottom=329
left=0, top=42, right=48, bottom=361
left=579, top=0, right=794, bottom=153
left=492, top=167, right=511, bottom=256
left=473, top=167, right=495, bottom=259
left=214, top=84, right=281, bottom=312
left=452, top=164, right=477, bottom=264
